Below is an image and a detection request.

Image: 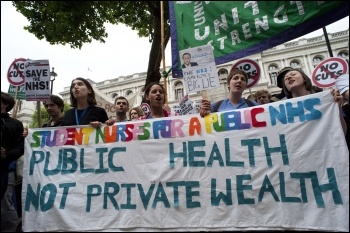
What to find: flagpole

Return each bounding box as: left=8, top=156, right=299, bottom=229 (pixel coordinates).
left=160, top=1, right=168, bottom=105
left=322, top=27, right=333, bottom=57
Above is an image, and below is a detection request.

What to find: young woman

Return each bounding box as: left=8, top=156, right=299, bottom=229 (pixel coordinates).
left=61, top=77, right=108, bottom=127
left=128, top=106, right=144, bottom=121
left=281, top=68, right=347, bottom=135
left=140, top=82, right=170, bottom=119
left=199, top=69, right=258, bottom=117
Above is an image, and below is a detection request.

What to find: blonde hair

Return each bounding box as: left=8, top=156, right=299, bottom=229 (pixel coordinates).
left=255, top=89, right=271, bottom=101
left=128, top=106, right=144, bottom=120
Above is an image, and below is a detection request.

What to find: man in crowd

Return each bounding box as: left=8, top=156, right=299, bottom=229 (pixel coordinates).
left=106, top=96, right=130, bottom=125
left=255, top=89, right=272, bottom=105
left=1, top=92, right=24, bottom=232
left=42, top=95, right=65, bottom=127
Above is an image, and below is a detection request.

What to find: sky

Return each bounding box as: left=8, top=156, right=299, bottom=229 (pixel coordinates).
left=1, top=1, right=349, bottom=97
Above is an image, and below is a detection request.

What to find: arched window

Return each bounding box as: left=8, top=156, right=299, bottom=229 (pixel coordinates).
left=111, top=93, right=118, bottom=98
left=218, top=68, right=228, bottom=76
left=290, top=60, right=301, bottom=68
left=312, top=56, right=324, bottom=63
left=267, top=64, right=279, bottom=85
left=126, top=90, right=133, bottom=96
left=268, top=64, right=278, bottom=70
left=174, top=81, right=184, bottom=101
left=312, top=55, right=324, bottom=68
left=337, top=51, right=349, bottom=59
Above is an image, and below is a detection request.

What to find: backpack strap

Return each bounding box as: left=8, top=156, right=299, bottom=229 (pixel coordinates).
left=213, top=99, right=224, bottom=113
left=244, top=99, right=255, bottom=107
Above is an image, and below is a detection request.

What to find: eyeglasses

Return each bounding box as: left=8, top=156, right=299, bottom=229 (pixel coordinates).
left=257, top=96, right=267, bottom=100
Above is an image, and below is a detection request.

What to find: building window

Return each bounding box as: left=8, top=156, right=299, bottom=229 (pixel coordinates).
left=312, top=56, right=324, bottom=63
left=290, top=60, right=301, bottom=68
left=218, top=68, right=228, bottom=76
left=268, top=64, right=278, bottom=70
left=111, top=93, right=118, bottom=98
left=270, top=72, right=278, bottom=85
left=219, top=76, right=227, bottom=84
left=337, top=51, right=349, bottom=59
left=174, top=81, right=184, bottom=101
left=126, top=90, right=133, bottom=96
left=312, top=55, right=324, bottom=68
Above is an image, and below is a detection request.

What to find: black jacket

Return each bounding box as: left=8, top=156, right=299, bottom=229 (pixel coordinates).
left=1, top=112, right=24, bottom=172
left=61, top=106, right=109, bottom=126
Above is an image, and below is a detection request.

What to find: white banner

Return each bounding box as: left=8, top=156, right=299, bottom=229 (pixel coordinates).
left=23, top=91, right=349, bottom=232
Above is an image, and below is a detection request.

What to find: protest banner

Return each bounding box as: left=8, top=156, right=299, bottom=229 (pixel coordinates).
left=92, top=86, right=115, bottom=119
left=169, top=1, right=349, bottom=78
left=23, top=91, right=348, bottom=232
left=24, top=59, right=51, bottom=101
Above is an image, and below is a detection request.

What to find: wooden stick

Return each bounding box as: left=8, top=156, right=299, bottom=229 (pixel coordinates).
left=12, top=86, right=19, bottom=119
left=201, top=90, right=208, bottom=100
left=160, top=1, right=168, bottom=105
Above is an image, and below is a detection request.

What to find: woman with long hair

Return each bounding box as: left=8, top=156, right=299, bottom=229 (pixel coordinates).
left=140, top=82, right=170, bottom=119
left=61, top=77, right=108, bottom=127
left=281, top=68, right=346, bottom=135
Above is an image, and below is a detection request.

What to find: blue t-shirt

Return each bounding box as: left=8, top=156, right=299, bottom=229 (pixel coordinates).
left=211, top=98, right=258, bottom=112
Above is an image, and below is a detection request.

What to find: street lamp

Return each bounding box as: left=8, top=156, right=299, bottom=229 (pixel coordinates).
left=50, top=67, right=58, bottom=94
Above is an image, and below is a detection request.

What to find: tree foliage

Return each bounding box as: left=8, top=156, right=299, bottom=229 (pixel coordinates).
left=12, top=1, right=171, bottom=88
left=29, top=102, right=71, bottom=128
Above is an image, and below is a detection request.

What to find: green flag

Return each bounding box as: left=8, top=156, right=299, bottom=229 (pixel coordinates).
left=169, top=1, right=349, bottom=77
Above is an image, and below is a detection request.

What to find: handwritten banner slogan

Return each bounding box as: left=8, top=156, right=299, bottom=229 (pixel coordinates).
left=169, top=1, right=349, bottom=78
left=23, top=92, right=349, bottom=232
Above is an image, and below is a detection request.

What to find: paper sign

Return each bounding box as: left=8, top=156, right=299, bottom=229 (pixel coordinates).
left=7, top=58, right=27, bottom=86
left=8, top=84, right=26, bottom=100
left=312, top=57, right=349, bottom=88
left=179, top=94, right=196, bottom=115
left=24, top=59, right=51, bottom=101
left=180, top=45, right=220, bottom=93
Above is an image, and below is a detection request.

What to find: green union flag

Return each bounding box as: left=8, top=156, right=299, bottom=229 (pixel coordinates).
left=8, top=84, right=26, bottom=100
left=169, top=1, right=349, bottom=77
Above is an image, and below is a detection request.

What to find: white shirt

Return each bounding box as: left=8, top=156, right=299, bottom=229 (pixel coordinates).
left=336, top=74, right=349, bottom=94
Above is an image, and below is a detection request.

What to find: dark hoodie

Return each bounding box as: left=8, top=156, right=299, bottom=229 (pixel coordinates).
left=1, top=112, right=24, bottom=200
